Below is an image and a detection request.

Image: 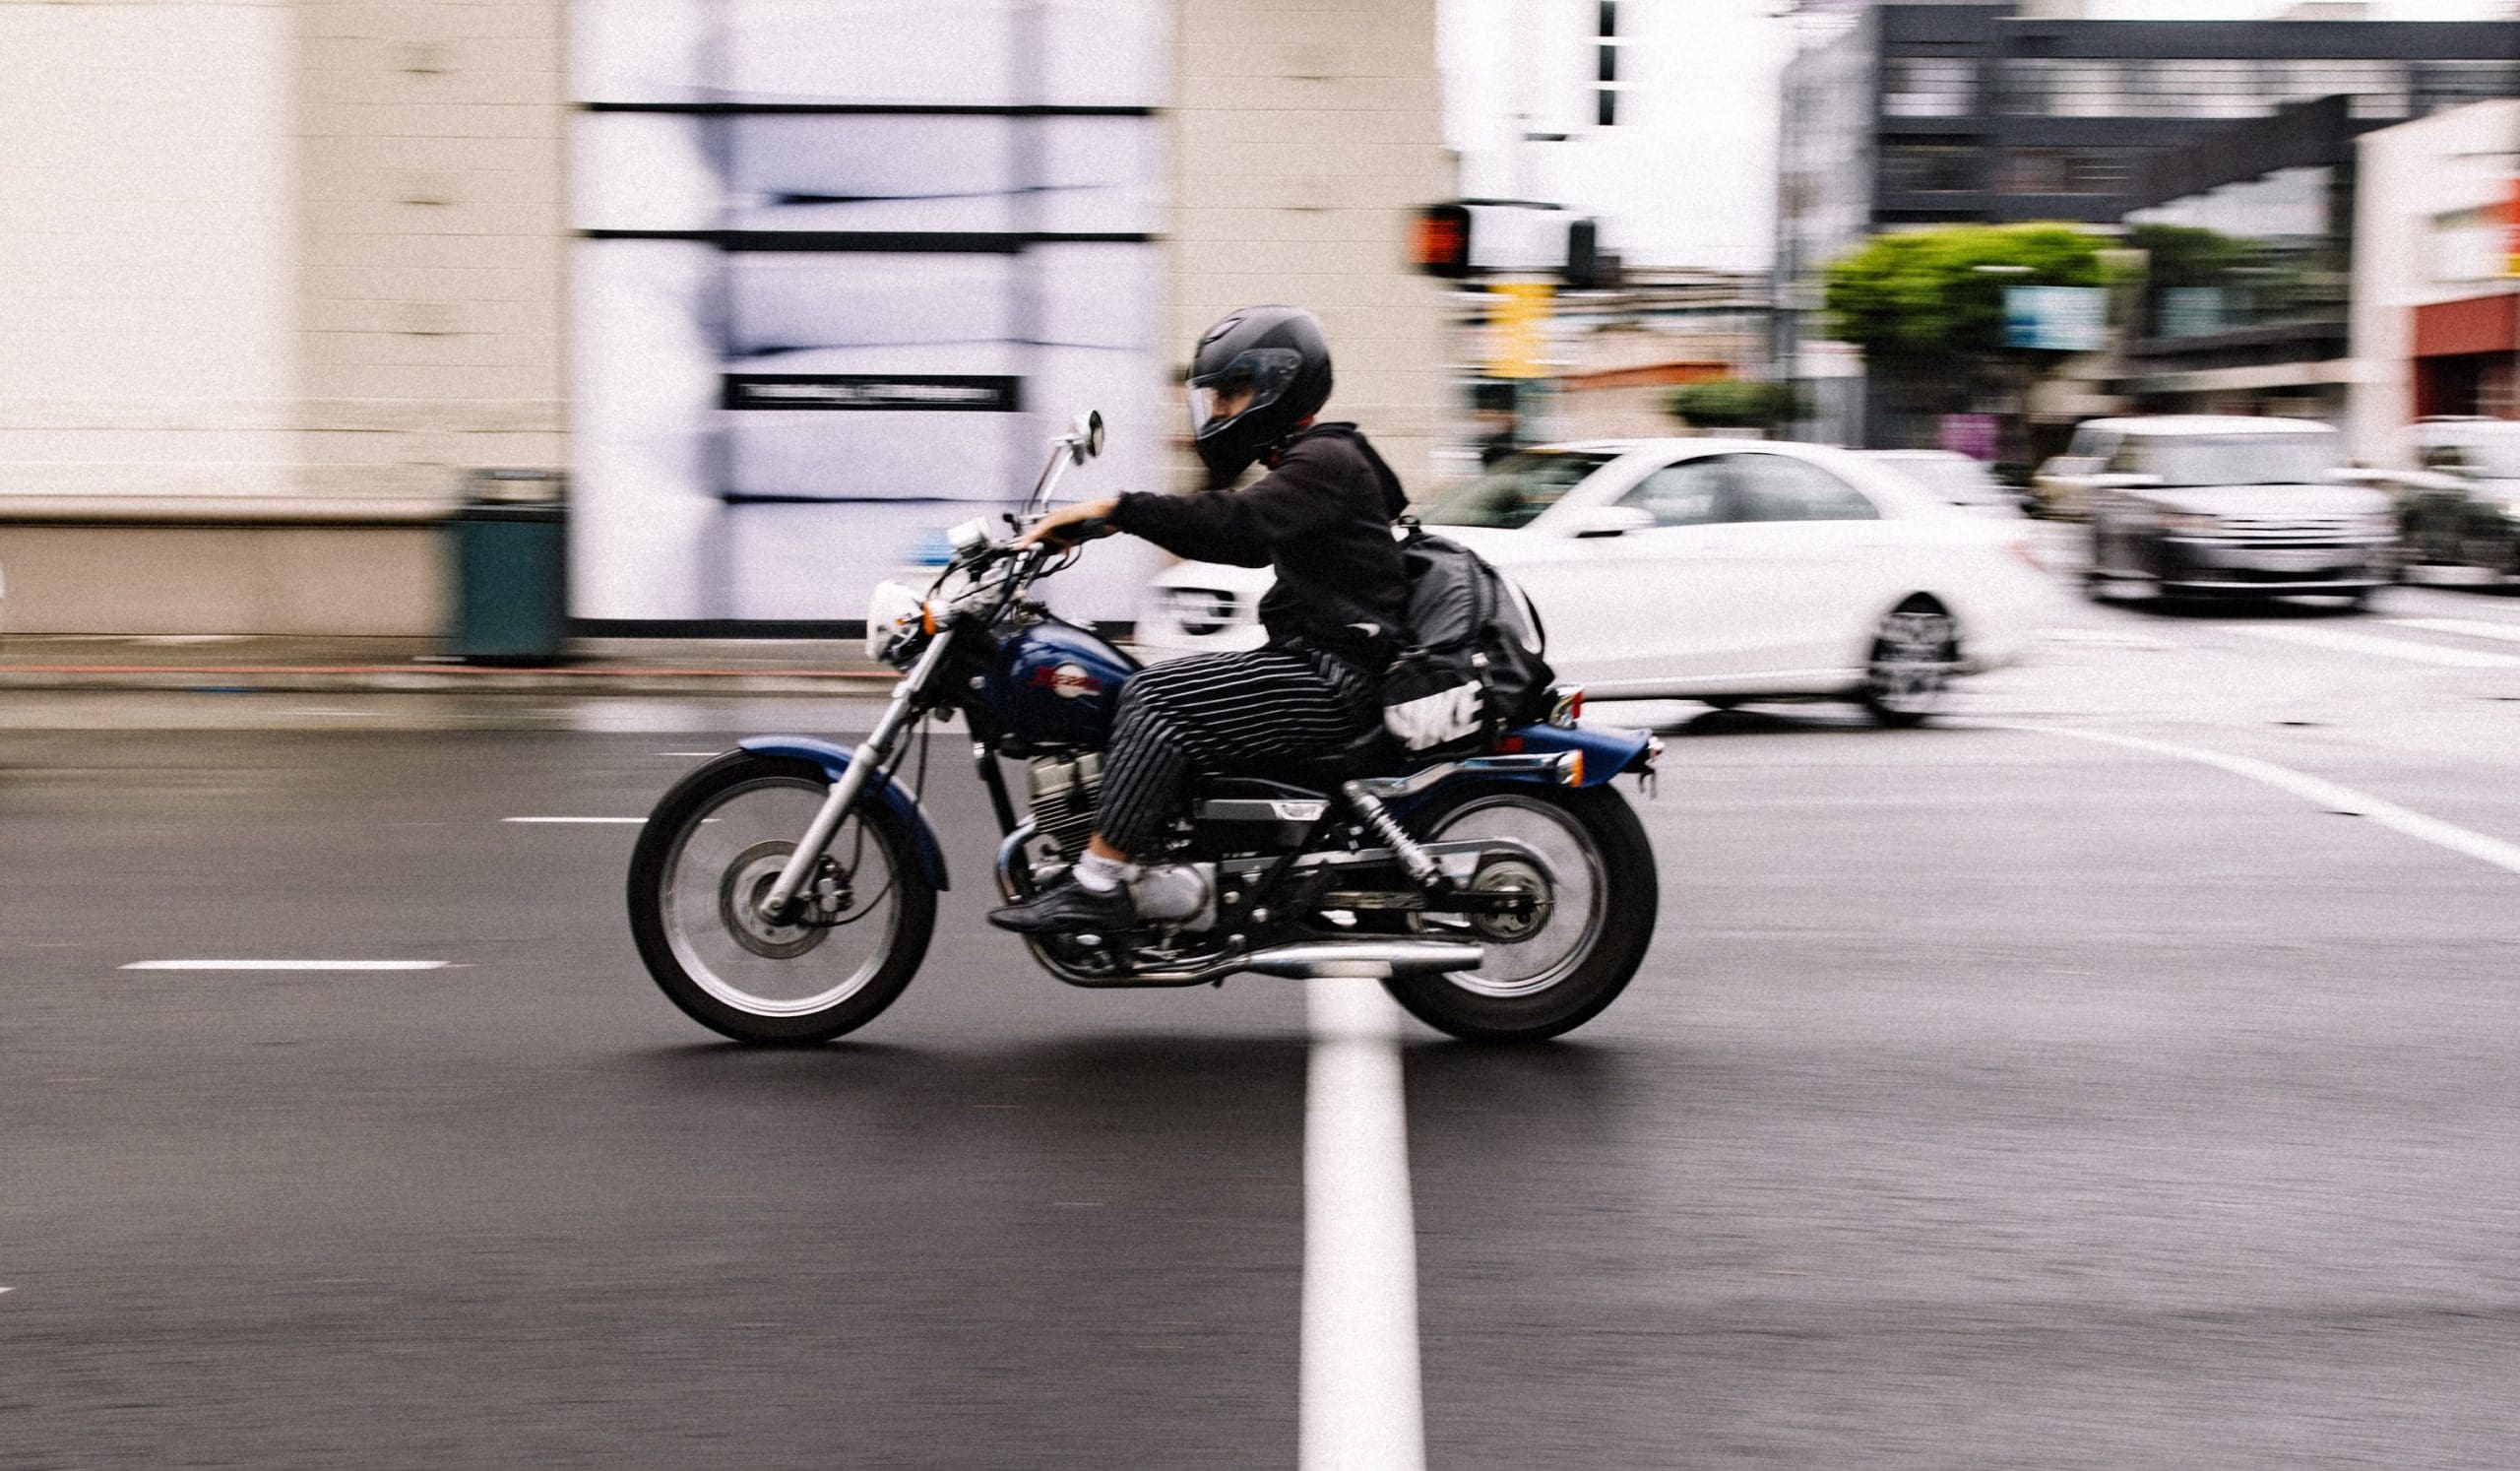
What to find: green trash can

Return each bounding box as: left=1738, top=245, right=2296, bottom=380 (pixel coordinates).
left=447, top=469, right=568, bottom=663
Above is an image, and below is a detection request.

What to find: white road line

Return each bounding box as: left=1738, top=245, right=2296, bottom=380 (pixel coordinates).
left=2233, top=623, right=2520, bottom=669
left=2389, top=617, right=2520, bottom=646
left=2046, top=627, right=2180, bottom=650
left=119, top=960, right=455, bottom=972
left=2014, top=726, right=2520, bottom=877
left=1301, top=980, right=1426, bottom=1471
left=501, top=816, right=647, bottom=824
left=657, top=751, right=725, bottom=757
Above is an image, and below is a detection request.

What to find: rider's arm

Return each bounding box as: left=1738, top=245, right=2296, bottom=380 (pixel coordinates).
left=1105, top=444, right=1353, bottom=567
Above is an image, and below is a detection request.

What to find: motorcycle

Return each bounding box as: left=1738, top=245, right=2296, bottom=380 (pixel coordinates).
left=627, top=413, right=1663, bottom=1044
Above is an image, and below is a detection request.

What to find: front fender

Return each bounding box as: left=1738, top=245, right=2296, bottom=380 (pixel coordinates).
left=736, top=736, right=951, bottom=890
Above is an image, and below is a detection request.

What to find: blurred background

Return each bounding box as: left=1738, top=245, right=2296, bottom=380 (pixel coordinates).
left=0, top=0, right=2507, bottom=645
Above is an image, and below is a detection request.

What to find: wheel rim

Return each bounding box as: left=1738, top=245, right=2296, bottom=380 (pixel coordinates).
left=1868, top=608, right=1956, bottom=717
left=659, top=776, right=905, bottom=1017
left=1416, top=796, right=1605, bottom=999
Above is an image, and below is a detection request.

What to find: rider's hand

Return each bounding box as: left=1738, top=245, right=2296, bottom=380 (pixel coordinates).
left=1018, top=497, right=1120, bottom=549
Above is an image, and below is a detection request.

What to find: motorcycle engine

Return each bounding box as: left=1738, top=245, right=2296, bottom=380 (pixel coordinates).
left=1025, top=752, right=1102, bottom=859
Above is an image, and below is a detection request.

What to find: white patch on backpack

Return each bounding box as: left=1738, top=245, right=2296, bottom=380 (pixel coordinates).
left=1384, top=680, right=1484, bottom=751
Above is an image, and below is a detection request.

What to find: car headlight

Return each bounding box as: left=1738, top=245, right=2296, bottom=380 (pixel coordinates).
left=2157, top=511, right=2220, bottom=537
left=865, top=580, right=924, bottom=660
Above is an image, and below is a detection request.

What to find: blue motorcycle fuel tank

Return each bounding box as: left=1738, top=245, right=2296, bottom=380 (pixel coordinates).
left=986, top=618, right=1138, bottom=748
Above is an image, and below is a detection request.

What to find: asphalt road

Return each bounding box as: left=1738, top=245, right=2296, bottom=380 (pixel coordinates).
left=7, top=570, right=2520, bottom=1468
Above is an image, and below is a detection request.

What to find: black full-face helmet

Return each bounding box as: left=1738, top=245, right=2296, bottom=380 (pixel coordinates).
left=1186, top=305, right=1334, bottom=481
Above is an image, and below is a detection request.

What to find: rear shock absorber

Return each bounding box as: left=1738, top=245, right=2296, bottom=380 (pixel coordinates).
left=1342, top=781, right=1442, bottom=889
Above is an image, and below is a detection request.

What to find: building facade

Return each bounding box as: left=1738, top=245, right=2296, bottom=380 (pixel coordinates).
left=2114, top=95, right=2366, bottom=423
left=0, top=0, right=1454, bottom=636
left=2348, top=98, right=2520, bottom=464
left=1775, top=1, right=2520, bottom=446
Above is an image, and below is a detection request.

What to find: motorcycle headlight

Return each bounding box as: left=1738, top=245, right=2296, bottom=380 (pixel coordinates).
left=865, top=580, right=924, bottom=661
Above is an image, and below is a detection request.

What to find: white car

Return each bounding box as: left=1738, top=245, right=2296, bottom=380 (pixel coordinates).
left=1136, top=438, right=2057, bottom=725
left=1863, top=449, right=2024, bottom=516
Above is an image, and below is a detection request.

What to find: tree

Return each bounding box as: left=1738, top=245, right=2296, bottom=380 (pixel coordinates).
left=1821, top=222, right=2112, bottom=394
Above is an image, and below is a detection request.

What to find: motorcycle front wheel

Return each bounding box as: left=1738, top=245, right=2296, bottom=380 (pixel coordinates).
left=1384, top=780, right=1658, bottom=1043
left=627, top=752, right=936, bottom=1044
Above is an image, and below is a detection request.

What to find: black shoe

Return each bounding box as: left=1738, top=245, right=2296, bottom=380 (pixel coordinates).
left=986, top=878, right=1137, bottom=938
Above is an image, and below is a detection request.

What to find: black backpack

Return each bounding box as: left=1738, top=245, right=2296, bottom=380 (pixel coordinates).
left=1380, top=523, right=1555, bottom=757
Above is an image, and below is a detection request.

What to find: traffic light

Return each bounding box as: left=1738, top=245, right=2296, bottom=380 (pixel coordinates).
left=1413, top=203, right=1474, bottom=280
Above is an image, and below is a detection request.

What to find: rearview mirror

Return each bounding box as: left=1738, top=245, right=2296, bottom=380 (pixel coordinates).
left=1070, top=410, right=1104, bottom=465
left=1565, top=505, right=1657, bottom=539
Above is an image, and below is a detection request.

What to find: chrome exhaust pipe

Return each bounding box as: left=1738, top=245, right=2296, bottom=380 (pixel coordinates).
left=1234, top=940, right=1483, bottom=981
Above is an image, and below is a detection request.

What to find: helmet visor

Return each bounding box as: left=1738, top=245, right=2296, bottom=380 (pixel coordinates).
left=1186, top=348, right=1302, bottom=439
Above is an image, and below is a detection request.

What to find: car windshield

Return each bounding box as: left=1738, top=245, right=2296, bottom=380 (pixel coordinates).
left=1880, top=456, right=2010, bottom=505
left=1420, top=450, right=1619, bottom=530
left=2130, top=432, right=2342, bottom=487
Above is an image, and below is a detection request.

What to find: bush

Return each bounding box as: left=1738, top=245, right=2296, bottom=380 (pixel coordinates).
left=1666, top=379, right=1799, bottom=429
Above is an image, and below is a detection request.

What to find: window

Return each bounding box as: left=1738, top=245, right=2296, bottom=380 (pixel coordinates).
left=2414, top=61, right=2520, bottom=112
left=1619, top=462, right=1737, bottom=527
left=1882, top=144, right=1977, bottom=195
left=2122, top=432, right=2344, bottom=486
left=1732, top=455, right=1879, bottom=522
left=2063, top=427, right=2119, bottom=462
left=1422, top=450, right=1621, bottom=531
left=1882, top=55, right=1976, bottom=118
left=1997, top=56, right=2421, bottom=119
left=1999, top=148, right=2131, bottom=196
left=1594, top=0, right=1621, bottom=127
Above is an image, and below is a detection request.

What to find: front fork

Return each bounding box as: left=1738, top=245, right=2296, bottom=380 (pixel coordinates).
left=759, top=629, right=956, bottom=923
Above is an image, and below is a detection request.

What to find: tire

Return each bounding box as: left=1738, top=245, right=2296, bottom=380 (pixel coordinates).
left=1860, top=597, right=1959, bottom=728
left=628, top=752, right=937, bottom=1044
left=1381, top=781, right=1657, bottom=1043
left=2459, top=530, right=2520, bottom=584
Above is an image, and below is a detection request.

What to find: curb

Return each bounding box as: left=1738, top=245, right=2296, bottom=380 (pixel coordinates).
left=0, top=664, right=899, bottom=697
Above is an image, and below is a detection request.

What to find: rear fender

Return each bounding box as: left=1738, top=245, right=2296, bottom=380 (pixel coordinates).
left=1485, top=723, right=1656, bottom=787
left=736, top=736, right=950, bottom=890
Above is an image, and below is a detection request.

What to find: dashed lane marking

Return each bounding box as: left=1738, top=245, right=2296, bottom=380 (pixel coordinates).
left=2231, top=623, right=2520, bottom=670
left=1301, top=981, right=1427, bottom=1471
left=2007, top=725, right=2520, bottom=878
left=119, top=960, right=456, bottom=972
left=501, top=816, right=648, bottom=824
left=2389, top=617, right=2520, bottom=647
left=2044, top=627, right=2180, bottom=650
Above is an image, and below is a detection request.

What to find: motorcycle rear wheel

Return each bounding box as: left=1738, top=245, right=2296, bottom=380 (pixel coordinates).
left=628, top=752, right=936, bottom=1044
left=1383, top=781, right=1657, bottom=1042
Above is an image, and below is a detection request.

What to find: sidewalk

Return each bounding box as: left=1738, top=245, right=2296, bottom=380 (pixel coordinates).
left=0, top=636, right=901, bottom=696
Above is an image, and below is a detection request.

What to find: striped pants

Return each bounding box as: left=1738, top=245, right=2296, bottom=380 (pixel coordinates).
left=1095, top=647, right=1379, bottom=855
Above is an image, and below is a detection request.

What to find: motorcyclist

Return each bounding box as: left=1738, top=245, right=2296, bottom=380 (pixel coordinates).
left=986, top=304, right=1410, bottom=937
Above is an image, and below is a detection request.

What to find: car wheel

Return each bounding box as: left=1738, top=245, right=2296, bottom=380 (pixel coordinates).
left=1861, top=597, right=1959, bottom=729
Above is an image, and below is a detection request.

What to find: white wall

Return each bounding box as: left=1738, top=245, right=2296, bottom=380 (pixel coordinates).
left=0, top=1, right=299, bottom=497
left=1442, top=0, right=1791, bottom=273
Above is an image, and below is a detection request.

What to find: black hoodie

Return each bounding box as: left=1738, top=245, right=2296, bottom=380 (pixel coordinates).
left=1107, top=422, right=1409, bottom=667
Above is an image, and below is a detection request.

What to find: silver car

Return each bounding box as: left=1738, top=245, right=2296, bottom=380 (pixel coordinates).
left=2070, top=416, right=2398, bottom=606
